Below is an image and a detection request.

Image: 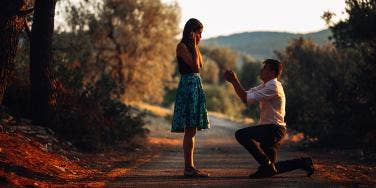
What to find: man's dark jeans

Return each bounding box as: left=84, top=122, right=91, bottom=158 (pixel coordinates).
left=235, top=124, right=286, bottom=165
left=235, top=124, right=308, bottom=173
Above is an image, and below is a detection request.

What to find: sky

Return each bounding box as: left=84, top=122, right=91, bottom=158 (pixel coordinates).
left=162, top=0, right=347, bottom=39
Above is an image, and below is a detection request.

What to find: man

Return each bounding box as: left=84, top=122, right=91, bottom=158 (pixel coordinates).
left=224, top=59, right=314, bottom=178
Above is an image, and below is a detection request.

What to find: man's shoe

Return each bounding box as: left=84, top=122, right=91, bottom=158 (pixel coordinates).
left=301, top=157, right=314, bottom=177
left=249, top=164, right=277, bottom=179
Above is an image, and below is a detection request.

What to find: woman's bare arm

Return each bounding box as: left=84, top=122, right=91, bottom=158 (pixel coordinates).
left=176, top=42, right=200, bottom=72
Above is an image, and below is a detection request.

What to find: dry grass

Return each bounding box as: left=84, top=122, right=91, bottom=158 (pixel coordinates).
left=128, top=102, right=172, bottom=117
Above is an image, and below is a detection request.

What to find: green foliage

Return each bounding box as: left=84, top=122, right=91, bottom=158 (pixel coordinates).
left=277, top=0, right=376, bottom=147
left=7, top=0, right=180, bottom=151
left=50, top=74, right=147, bottom=151
left=201, top=45, right=238, bottom=83
left=277, top=37, right=375, bottom=147
left=238, top=55, right=262, bottom=119
left=101, top=98, right=148, bottom=145
left=239, top=55, right=262, bottom=89
left=56, top=0, right=180, bottom=104
left=13, top=31, right=148, bottom=151
left=278, top=39, right=340, bottom=140
left=204, top=84, right=245, bottom=118
left=201, top=56, right=220, bottom=84
left=328, top=1, right=376, bottom=126
left=162, top=88, right=177, bottom=107
left=329, top=0, right=375, bottom=146
left=328, top=0, right=376, bottom=48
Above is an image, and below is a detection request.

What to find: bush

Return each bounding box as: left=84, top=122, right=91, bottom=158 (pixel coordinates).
left=204, top=84, right=245, bottom=118
left=49, top=74, right=147, bottom=151
left=238, top=56, right=262, bottom=119
left=2, top=79, right=31, bottom=119
left=277, top=38, right=375, bottom=147
left=162, top=88, right=177, bottom=108
left=201, top=57, right=220, bottom=85
left=50, top=94, right=147, bottom=151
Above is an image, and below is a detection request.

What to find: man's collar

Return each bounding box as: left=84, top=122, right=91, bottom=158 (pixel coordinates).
left=263, top=78, right=278, bottom=84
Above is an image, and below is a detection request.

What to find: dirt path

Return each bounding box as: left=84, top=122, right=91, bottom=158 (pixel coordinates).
left=106, top=116, right=368, bottom=187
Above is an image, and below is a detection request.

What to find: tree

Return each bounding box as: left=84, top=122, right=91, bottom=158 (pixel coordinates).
left=201, top=56, right=219, bottom=85
left=201, top=45, right=238, bottom=82
left=327, top=0, right=376, bottom=145
left=277, top=37, right=373, bottom=146
left=0, top=0, right=31, bottom=104
left=58, top=0, right=180, bottom=104
left=277, top=39, right=340, bottom=139
left=239, top=55, right=262, bottom=90
left=238, top=55, right=262, bottom=119
left=276, top=1, right=376, bottom=146
left=30, top=0, right=58, bottom=124
left=323, top=0, right=376, bottom=49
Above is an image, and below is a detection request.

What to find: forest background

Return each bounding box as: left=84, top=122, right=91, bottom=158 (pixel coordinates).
left=0, top=0, right=375, bottom=152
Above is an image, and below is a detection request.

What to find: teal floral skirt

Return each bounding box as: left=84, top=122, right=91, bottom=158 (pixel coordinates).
left=171, top=73, right=210, bottom=133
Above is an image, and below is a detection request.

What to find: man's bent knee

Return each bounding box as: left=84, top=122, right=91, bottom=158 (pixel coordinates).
left=235, top=129, right=246, bottom=143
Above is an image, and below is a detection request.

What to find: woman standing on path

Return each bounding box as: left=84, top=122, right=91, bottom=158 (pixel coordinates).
left=171, top=18, right=210, bottom=178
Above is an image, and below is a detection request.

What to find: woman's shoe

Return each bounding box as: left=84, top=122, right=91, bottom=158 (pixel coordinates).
left=184, top=168, right=210, bottom=178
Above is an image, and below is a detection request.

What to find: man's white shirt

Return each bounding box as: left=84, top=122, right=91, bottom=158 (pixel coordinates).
left=246, top=78, right=286, bottom=126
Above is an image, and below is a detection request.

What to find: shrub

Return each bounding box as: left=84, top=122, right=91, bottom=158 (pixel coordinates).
left=49, top=73, right=147, bottom=151
left=277, top=38, right=375, bottom=148
left=204, top=84, right=245, bottom=118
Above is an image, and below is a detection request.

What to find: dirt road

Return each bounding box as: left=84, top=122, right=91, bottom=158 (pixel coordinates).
left=107, top=116, right=367, bottom=187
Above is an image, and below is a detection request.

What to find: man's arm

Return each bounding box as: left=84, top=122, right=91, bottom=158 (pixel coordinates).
left=224, top=70, right=247, bottom=104
left=247, top=81, right=277, bottom=103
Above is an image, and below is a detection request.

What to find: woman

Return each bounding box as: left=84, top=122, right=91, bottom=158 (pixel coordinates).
left=172, top=18, right=210, bottom=177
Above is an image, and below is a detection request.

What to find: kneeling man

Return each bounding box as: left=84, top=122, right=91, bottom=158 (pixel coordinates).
left=224, top=59, right=314, bottom=178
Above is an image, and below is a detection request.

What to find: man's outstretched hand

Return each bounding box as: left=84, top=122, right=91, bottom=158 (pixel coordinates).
left=224, top=70, right=238, bottom=83
left=224, top=70, right=247, bottom=104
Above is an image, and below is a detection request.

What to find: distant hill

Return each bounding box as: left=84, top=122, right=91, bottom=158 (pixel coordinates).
left=202, top=29, right=332, bottom=60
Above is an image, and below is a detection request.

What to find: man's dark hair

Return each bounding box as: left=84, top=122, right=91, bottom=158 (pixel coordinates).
left=263, top=59, right=283, bottom=78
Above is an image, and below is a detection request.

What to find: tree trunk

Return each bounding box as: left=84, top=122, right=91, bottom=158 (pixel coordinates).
left=30, top=0, right=57, bottom=125
left=107, top=17, right=126, bottom=98
left=0, top=0, right=27, bottom=104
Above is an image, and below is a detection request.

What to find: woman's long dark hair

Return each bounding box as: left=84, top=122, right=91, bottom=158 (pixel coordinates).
left=181, top=18, right=203, bottom=58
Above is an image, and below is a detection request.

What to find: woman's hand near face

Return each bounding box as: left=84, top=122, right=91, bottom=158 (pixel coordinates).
left=191, top=31, right=202, bottom=46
